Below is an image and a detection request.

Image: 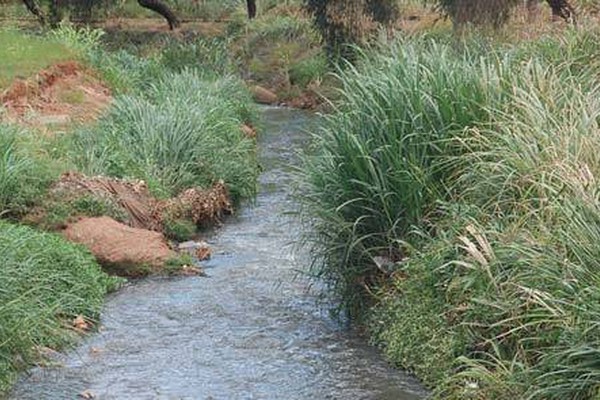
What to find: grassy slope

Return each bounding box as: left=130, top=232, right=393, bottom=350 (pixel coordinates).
left=0, top=26, right=259, bottom=394
left=0, top=30, right=75, bottom=89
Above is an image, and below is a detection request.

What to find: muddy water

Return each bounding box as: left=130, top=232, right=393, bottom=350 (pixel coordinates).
left=10, top=108, right=425, bottom=400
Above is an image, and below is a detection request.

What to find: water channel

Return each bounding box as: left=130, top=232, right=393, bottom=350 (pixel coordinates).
left=10, top=107, right=425, bottom=400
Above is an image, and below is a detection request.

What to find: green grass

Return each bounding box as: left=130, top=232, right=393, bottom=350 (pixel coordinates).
left=70, top=69, right=258, bottom=201
left=0, top=124, right=62, bottom=217
left=0, top=221, right=121, bottom=395
left=0, top=30, right=75, bottom=89
left=298, top=29, right=600, bottom=399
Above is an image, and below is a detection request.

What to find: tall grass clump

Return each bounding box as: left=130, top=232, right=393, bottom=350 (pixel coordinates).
left=298, top=39, right=514, bottom=316
left=299, top=28, right=600, bottom=399
left=71, top=70, right=258, bottom=201
left=0, top=221, right=121, bottom=394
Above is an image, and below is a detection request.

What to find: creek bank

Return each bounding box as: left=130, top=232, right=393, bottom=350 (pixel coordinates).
left=0, top=30, right=261, bottom=396
left=23, top=171, right=232, bottom=276
left=63, top=216, right=175, bottom=276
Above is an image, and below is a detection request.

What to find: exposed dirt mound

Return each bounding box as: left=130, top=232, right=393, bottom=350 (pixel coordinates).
left=43, top=172, right=232, bottom=232
left=52, top=171, right=162, bottom=230
left=63, top=216, right=175, bottom=276
left=0, top=61, right=111, bottom=128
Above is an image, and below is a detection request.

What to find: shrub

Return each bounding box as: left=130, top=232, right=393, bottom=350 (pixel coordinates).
left=433, top=0, right=520, bottom=28
left=0, top=221, right=121, bottom=394
left=304, top=0, right=398, bottom=60
left=297, top=38, right=509, bottom=317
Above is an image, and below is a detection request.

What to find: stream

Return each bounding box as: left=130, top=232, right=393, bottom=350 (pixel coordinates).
left=10, top=107, right=425, bottom=400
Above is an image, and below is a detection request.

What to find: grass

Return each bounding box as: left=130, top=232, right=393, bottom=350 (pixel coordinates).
left=0, top=221, right=121, bottom=395
left=70, top=69, right=258, bottom=201
left=298, top=28, right=600, bottom=399
left=0, top=30, right=75, bottom=89
left=0, top=124, right=62, bottom=217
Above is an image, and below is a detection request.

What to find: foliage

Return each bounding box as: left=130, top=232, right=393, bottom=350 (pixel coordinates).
left=298, top=29, right=600, bottom=399
left=304, top=0, right=398, bottom=60
left=163, top=217, right=197, bottom=241
left=298, top=38, right=506, bottom=316
left=0, top=221, right=121, bottom=394
left=431, top=0, right=520, bottom=27
left=50, top=23, right=105, bottom=54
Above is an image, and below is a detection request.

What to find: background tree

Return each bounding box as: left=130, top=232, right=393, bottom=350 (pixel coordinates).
left=304, top=0, right=397, bottom=61
left=247, top=0, right=256, bottom=19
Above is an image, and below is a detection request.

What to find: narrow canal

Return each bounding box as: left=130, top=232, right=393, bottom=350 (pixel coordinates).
left=10, top=107, right=425, bottom=400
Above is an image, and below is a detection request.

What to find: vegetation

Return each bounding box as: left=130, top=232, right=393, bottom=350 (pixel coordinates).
left=298, top=25, right=600, bottom=400
left=0, top=30, right=75, bottom=89
left=0, top=221, right=121, bottom=393
left=0, top=25, right=260, bottom=396
left=304, top=0, right=398, bottom=60
left=3, top=0, right=600, bottom=398
left=0, top=124, right=60, bottom=217
left=71, top=70, right=258, bottom=201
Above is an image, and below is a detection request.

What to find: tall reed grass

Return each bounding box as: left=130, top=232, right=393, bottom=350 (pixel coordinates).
left=298, top=29, right=600, bottom=399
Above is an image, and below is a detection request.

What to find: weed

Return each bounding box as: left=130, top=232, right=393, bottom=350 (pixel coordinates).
left=0, top=124, right=60, bottom=217
left=163, top=217, right=197, bottom=242
left=70, top=69, right=258, bottom=201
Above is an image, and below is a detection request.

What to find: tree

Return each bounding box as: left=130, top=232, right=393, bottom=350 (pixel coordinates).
left=546, top=0, right=575, bottom=22
left=22, top=0, right=46, bottom=25
left=136, top=0, right=179, bottom=29
left=304, top=0, right=398, bottom=61
left=21, top=0, right=180, bottom=29
left=247, top=0, right=256, bottom=19
left=437, top=0, right=576, bottom=27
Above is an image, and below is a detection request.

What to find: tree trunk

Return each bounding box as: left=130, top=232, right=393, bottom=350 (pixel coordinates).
left=546, top=0, right=575, bottom=22
left=137, top=0, right=180, bottom=29
left=246, top=0, right=256, bottom=19
left=21, top=0, right=46, bottom=25
left=525, top=0, right=539, bottom=22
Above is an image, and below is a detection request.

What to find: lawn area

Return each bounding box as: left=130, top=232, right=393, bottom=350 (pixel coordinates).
left=0, top=30, right=75, bottom=89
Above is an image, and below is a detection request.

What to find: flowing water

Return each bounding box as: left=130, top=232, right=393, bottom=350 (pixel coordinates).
left=10, top=108, right=425, bottom=400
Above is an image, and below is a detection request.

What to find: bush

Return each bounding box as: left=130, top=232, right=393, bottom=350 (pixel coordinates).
left=0, top=221, right=121, bottom=394
left=298, top=38, right=509, bottom=317
left=433, top=0, right=520, bottom=27
left=304, top=0, right=398, bottom=60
